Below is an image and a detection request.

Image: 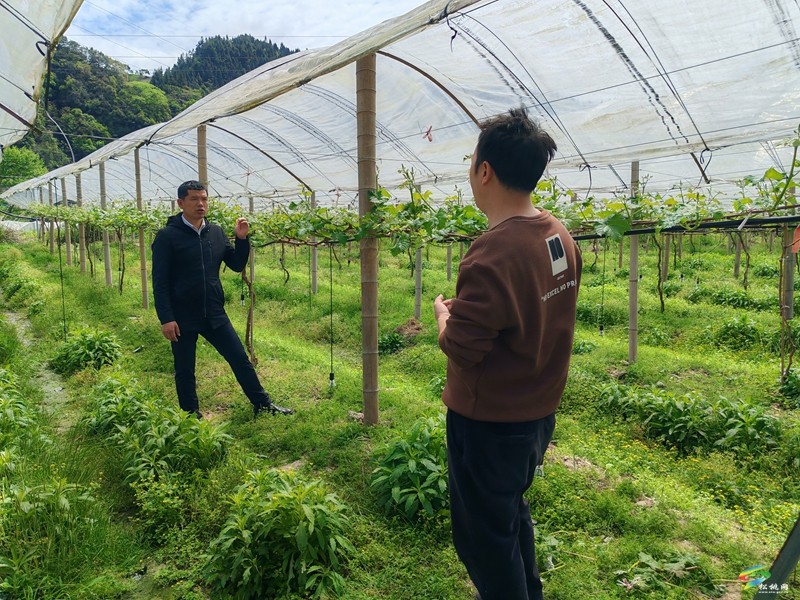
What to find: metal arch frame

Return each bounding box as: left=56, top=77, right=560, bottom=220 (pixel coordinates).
left=376, top=50, right=481, bottom=128
left=257, top=102, right=358, bottom=170
left=207, top=123, right=313, bottom=192
left=301, top=83, right=440, bottom=180
left=229, top=113, right=342, bottom=189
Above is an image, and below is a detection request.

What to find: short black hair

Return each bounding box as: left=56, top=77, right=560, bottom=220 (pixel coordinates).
left=178, top=180, right=206, bottom=200
left=474, top=107, right=557, bottom=193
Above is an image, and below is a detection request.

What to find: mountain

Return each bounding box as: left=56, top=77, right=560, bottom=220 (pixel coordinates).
left=14, top=36, right=298, bottom=171
left=150, top=34, right=295, bottom=93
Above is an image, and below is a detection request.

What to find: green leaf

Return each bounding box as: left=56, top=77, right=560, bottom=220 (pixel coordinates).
left=594, top=213, right=631, bottom=242
left=764, top=167, right=785, bottom=181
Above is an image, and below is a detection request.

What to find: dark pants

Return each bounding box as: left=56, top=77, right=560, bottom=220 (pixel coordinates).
left=171, top=319, right=269, bottom=412
left=447, top=409, right=556, bottom=600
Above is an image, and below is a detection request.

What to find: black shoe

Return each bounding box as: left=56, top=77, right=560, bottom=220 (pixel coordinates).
left=192, top=410, right=203, bottom=419
left=254, top=401, right=293, bottom=417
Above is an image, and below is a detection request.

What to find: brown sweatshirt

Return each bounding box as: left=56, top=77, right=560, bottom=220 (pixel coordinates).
left=439, top=211, right=582, bottom=423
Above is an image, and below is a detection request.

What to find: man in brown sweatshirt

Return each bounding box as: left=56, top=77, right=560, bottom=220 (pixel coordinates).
left=434, top=107, right=581, bottom=600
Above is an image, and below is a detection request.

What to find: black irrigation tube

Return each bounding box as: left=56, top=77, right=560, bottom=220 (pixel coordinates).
left=572, top=214, right=800, bottom=241
left=0, top=208, right=37, bottom=221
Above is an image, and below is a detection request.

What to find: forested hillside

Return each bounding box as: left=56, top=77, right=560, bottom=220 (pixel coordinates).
left=10, top=35, right=297, bottom=176
left=150, top=34, right=295, bottom=92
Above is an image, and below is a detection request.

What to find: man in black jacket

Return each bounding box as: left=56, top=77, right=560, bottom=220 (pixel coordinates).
left=152, top=180, right=292, bottom=418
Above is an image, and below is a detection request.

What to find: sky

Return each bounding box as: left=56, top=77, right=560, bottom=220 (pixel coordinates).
left=65, top=0, right=428, bottom=74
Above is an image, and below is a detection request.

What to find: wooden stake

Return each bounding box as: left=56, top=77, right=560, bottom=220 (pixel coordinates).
left=38, top=188, right=44, bottom=242
left=782, top=226, right=795, bottom=321
left=99, top=162, right=113, bottom=287
left=197, top=124, right=208, bottom=190
left=48, top=181, right=54, bottom=254
left=414, top=247, right=423, bottom=320
left=629, top=161, right=640, bottom=364
left=357, top=53, right=379, bottom=425
left=310, top=191, right=318, bottom=294
left=61, top=179, right=72, bottom=266
left=446, top=244, right=452, bottom=281
left=135, top=148, right=149, bottom=309
left=76, top=173, right=86, bottom=274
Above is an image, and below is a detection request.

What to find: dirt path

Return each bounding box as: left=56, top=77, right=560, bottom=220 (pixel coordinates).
left=3, top=310, right=74, bottom=432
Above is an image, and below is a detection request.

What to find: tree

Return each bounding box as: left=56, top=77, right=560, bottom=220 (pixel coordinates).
left=107, top=81, right=172, bottom=136
left=0, top=147, right=47, bottom=191
left=151, top=35, right=297, bottom=92
left=59, top=108, right=111, bottom=158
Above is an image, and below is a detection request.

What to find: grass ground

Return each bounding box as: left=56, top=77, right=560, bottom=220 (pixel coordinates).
left=0, top=229, right=798, bottom=599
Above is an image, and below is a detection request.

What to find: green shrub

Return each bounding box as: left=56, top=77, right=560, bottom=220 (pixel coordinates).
left=650, top=280, right=682, bottom=297
left=779, top=369, right=800, bottom=408
left=711, top=316, right=763, bottom=351
left=686, top=286, right=773, bottom=311
left=85, top=379, right=230, bottom=485
left=50, top=329, right=121, bottom=375
left=753, top=263, right=779, bottom=278
left=378, top=331, right=405, bottom=355
left=713, top=397, right=780, bottom=456
left=576, top=301, right=627, bottom=329
left=204, top=468, right=353, bottom=600
left=561, top=367, right=606, bottom=413
left=131, top=474, right=193, bottom=543
left=572, top=339, right=597, bottom=354
left=582, top=274, right=613, bottom=288
left=765, top=322, right=800, bottom=355
left=641, top=327, right=671, bottom=347
left=681, top=257, right=708, bottom=271
left=370, top=414, right=449, bottom=521
left=0, top=447, right=17, bottom=479
left=598, top=383, right=781, bottom=459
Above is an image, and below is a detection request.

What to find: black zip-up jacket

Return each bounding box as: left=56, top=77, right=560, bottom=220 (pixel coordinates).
left=152, top=214, right=249, bottom=331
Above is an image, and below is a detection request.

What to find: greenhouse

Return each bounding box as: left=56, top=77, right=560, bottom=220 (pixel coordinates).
left=4, top=0, right=800, bottom=206
left=0, top=1, right=799, bottom=599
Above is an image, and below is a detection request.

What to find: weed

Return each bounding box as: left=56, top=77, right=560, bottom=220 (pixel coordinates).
left=428, top=373, right=446, bottom=399
left=779, top=369, right=800, bottom=406
left=614, top=550, right=725, bottom=597
left=712, top=315, right=763, bottom=350
left=753, top=263, right=779, bottom=278
left=50, top=329, right=121, bottom=375
left=378, top=331, right=406, bottom=355
left=0, top=319, right=20, bottom=364
left=572, top=339, right=597, bottom=354
left=599, top=383, right=782, bottom=460
left=203, top=468, right=353, bottom=599
left=84, top=378, right=230, bottom=485
left=641, top=326, right=671, bottom=347
left=370, top=414, right=449, bottom=521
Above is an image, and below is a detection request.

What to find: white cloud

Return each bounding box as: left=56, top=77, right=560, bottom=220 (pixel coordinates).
left=66, top=0, right=425, bottom=73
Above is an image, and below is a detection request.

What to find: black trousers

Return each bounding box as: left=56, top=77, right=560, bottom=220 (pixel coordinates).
left=171, top=319, right=270, bottom=412
left=447, top=409, right=555, bottom=600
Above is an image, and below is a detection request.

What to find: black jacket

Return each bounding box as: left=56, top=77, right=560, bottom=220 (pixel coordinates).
left=152, top=214, right=249, bottom=330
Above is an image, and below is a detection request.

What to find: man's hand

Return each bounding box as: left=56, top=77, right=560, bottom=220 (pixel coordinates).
left=434, top=294, right=452, bottom=335
left=162, top=321, right=181, bottom=342
left=234, top=217, right=250, bottom=239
